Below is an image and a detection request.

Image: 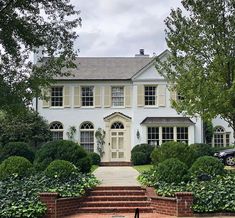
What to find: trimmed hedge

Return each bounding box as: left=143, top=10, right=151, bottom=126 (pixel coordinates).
left=0, top=156, right=33, bottom=180
left=131, top=152, right=147, bottom=165
left=190, top=143, right=213, bottom=159
left=189, top=156, right=225, bottom=178
left=156, top=158, right=188, bottom=183
left=89, top=152, right=101, bottom=165
left=44, top=160, right=78, bottom=179
left=131, top=144, right=154, bottom=165
left=34, top=140, right=91, bottom=173
left=151, top=141, right=195, bottom=167
left=0, top=142, right=35, bottom=163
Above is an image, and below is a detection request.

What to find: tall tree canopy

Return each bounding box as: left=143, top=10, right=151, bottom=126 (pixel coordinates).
left=157, top=0, right=235, bottom=133
left=0, top=0, right=81, bottom=112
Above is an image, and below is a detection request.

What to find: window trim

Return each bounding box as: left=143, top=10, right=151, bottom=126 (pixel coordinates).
left=111, top=86, right=125, bottom=108
left=213, top=126, right=230, bottom=147
left=81, top=86, right=94, bottom=107
left=80, top=121, right=95, bottom=152
left=144, top=85, right=157, bottom=107
left=49, top=121, right=64, bottom=141
left=50, top=86, right=64, bottom=108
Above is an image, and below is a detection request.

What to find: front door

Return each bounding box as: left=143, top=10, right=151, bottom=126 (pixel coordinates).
left=110, top=129, right=125, bottom=161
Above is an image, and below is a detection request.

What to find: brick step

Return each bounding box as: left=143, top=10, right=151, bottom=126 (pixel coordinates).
left=85, top=195, right=148, bottom=201
left=77, top=206, right=154, bottom=213
left=100, top=162, right=132, bottom=166
left=90, top=190, right=146, bottom=196
left=80, top=201, right=151, bottom=207
left=94, top=186, right=145, bottom=191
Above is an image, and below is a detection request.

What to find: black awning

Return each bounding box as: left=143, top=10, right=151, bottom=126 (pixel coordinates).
left=141, top=117, right=195, bottom=126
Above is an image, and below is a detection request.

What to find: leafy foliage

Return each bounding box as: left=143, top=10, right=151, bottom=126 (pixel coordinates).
left=89, top=152, right=101, bottom=165
left=156, top=158, right=188, bottom=183
left=189, top=156, right=225, bottom=178
left=151, top=141, right=195, bottom=167
left=131, top=152, right=147, bottom=165
left=156, top=0, right=235, bottom=132
left=34, top=140, right=91, bottom=172
left=44, top=160, right=77, bottom=179
left=0, top=156, right=33, bottom=180
left=190, top=143, right=213, bottom=159
left=0, top=0, right=81, bottom=112
left=0, top=109, right=51, bottom=147
left=131, top=144, right=154, bottom=165
left=95, top=128, right=106, bottom=157
left=0, top=142, right=35, bottom=163
left=0, top=172, right=99, bottom=218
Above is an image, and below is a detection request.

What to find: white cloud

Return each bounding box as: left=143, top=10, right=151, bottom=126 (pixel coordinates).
left=73, top=0, right=182, bottom=56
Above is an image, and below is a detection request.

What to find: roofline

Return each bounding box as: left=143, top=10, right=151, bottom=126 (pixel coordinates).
left=54, top=78, right=132, bottom=81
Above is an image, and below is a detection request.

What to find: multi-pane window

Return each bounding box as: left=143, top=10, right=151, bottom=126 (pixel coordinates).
left=177, top=127, right=188, bottom=144
left=162, top=127, right=174, bottom=143
left=213, top=126, right=228, bottom=147
left=80, top=122, right=94, bottom=152
left=226, top=133, right=230, bottom=146
left=51, top=87, right=63, bottom=107
left=145, top=86, right=157, bottom=106
left=111, top=122, right=124, bottom=129
left=112, top=87, right=124, bottom=107
left=147, top=127, right=159, bottom=146
left=50, top=122, right=63, bottom=141
left=81, top=86, right=94, bottom=107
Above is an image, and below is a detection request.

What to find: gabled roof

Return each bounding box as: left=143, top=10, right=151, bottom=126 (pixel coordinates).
left=56, top=57, right=153, bottom=80
left=103, top=112, right=132, bottom=121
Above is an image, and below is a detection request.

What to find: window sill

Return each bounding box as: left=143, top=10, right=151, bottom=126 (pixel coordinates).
left=49, top=106, right=64, bottom=109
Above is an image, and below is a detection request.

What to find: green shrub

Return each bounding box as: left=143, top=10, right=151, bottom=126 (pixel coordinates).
left=77, top=156, right=92, bottom=173
left=0, top=142, right=35, bottom=163
left=151, top=141, right=195, bottom=167
left=34, top=140, right=91, bottom=173
left=0, top=172, right=99, bottom=218
left=190, top=143, right=213, bottom=158
left=0, top=156, right=33, bottom=180
left=89, top=152, right=101, bottom=165
left=131, top=144, right=154, bottom=164
left=189, top=156, right=225, bottom=178
left=156, top=158, right=188, bottom=183
left=44, top=160, right=78, bottom=179
left=131, top=152, right=147, bottom=165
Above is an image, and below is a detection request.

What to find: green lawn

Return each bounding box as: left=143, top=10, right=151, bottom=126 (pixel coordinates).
left=91, top=165, right=99, bottom=172
left=133, top=164, right=153, bottom=173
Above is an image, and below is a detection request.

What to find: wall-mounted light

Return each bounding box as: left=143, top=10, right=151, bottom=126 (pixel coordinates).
left=136, top=129, right=140, bottom=140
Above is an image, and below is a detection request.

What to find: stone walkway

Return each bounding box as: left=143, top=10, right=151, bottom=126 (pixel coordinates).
left=93, top=167, right=140, bottom=186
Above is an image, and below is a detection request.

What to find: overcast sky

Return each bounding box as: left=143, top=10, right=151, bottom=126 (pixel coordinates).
left=71, top=0, right=182, bottom=57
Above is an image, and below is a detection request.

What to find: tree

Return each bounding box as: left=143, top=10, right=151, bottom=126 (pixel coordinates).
left=0, top=109, right=52, bottom=147
left=0, top=0, right=81, bottom=112
left=156, top=0, right=235, bottom=137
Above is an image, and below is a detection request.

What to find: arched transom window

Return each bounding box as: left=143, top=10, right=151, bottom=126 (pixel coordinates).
left=213, top=126, right=230, bottom=147
left=111, top=122, right=124, bottom=129
left=50, top=121, right=63, bottom=141
left=80, top=122, right=94, bottom=152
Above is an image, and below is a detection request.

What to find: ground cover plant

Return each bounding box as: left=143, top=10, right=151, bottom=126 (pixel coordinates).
left=0, top=172, right=99, bottom=218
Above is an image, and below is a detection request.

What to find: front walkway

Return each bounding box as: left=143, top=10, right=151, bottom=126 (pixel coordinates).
left=93, top=166, right=140, bottom=186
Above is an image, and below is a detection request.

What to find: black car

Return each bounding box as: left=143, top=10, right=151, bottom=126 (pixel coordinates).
left=214, top=148, right=235, bottom=166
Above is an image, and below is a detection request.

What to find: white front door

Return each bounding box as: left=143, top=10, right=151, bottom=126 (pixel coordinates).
left=110, top=130, right=125, bottom=161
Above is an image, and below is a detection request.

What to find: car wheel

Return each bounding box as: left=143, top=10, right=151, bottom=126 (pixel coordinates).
left=225, top=156, right=235, bottom=166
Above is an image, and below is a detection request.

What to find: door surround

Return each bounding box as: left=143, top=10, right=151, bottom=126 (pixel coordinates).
left=103, top=112, right=131, bottom=162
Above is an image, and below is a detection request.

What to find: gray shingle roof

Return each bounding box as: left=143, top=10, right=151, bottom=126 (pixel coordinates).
left=57, top=57, right=153, bottom=80
left=141, top=117, right=195, bottom=125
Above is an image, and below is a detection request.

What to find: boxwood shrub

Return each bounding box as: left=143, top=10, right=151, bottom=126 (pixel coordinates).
left=0, top=142, right=35, bottom=163
left=89, top=152, right=101, bottom=165
left=151, top=141, right=195, bottom=167
left=190, top=143, right=213, bottom=159
left=131, top=152, right=147, bottom=165
left=189, top=156, right=225, bottom=178
left=44, top=160, right=78, bottom=179
left=0, top=156, right=33, bottom=180
left=131, top=144, right=154, bottom=165
left=34, top=140, right=91, bottom=173
left=156, top=158, right=188, bottom=183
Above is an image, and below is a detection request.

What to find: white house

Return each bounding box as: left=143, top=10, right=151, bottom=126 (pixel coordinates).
left=35, top=49, right=233, bottom=164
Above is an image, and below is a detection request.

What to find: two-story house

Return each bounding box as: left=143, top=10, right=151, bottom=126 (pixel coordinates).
left=35, top=49, right=233, bottom=164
